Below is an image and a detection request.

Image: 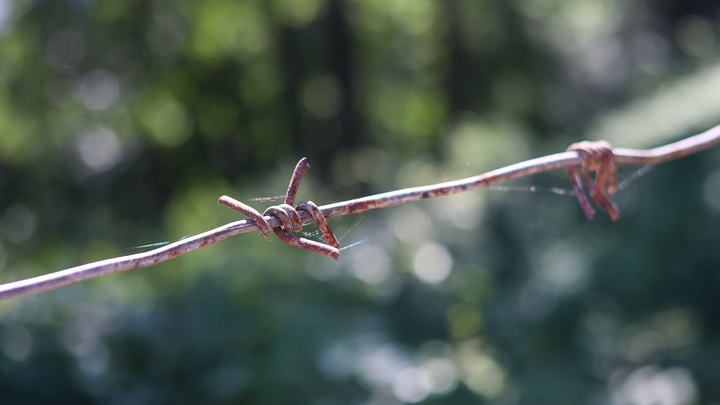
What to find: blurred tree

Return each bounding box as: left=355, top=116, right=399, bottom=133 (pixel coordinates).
left=0, top=0, right=719, bottom=404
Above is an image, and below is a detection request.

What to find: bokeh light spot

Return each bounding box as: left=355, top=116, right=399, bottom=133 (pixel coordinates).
left=413, top=242, right=452, bottom=284
left=138, top=92, right=193, bottom=146
left=1, top=204, right=37, bottom=244
left=392, top=206, right=432, bottom=243
left=457, top=340, right=506, bottom=399
left=421, top=357, right=458, bottom=394
left=349, top=147, right=391, bottom=185
left=76, top=125, right=122, bottom=172
left=676, top=15, right=714, bottom=58
left=437, top=190, right=484, bottom=230
left=358, top=339, right=412, bottom=387
left=446, top=116, right=530, bottom=174
left=652, top=307, right=701, bottom=349
left=392, top=367, right=431, bottom=403
left=538, top=243, right=589, bottom=294
left=350, top=244, right=391, bottom=285
left=77, top=69, right=120, bottom=111
left=612, top=366, right=698, bottom=405
left=78, top=343, right=111, bottom=376
left=559, top=0, right=618, bottom=34
left=0, top=325, right=32, bottom=361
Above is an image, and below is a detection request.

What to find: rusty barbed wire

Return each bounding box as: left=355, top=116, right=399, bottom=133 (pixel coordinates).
left=1, top=123, right=719, bottom=301
left=219, top=158, right=341, bottom=260
left=566, top=140, right=619, bottom=221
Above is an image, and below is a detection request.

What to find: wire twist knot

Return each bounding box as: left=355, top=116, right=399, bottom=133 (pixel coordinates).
left=218, top=158, right=341, bottom=260
left=566, top=140, right=619, bottom=221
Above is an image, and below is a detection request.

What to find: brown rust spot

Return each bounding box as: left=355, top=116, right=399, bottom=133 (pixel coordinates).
left=273, top=228, right=340, bottom=260
left=284, top=158, right=310, bottom=206
left=297, top=200, right=340, bottom=249
left=347, top=200, right=374, bottom=214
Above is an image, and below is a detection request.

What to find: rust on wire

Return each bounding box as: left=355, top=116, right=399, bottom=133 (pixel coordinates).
left=1, top=123, right=720, bottom=300
left=284, top=158, right=310, bottom=206
left=276, top=204, right=304, bottom=233
left=218, top=196, right=272, bottom=238
left=217, top=158, right=341, bottom=260
left=263, top=206, right=296, bottom=232
left=272, top=227, right=340, bottom=260
left=297, top=200, right=340, bottom=249
left=566, top=140, right=619, bottom=221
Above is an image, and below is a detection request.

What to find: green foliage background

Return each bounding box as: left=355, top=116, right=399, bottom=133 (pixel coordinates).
left=0, top=0, right=719, bottom=403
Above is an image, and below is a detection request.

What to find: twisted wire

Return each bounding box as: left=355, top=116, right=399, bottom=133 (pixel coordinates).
left=566, top=141, right=620, bottom=221
left=218, top=158, right=341, bottom=260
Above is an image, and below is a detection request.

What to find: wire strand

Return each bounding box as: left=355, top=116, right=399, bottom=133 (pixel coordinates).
left=1, top=124, right=719, bottom=301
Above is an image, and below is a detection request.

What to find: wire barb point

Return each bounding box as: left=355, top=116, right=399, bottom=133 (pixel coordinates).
left=566, top=141, right=620, bottom=221
left=219, top=158, right=341, bottom=260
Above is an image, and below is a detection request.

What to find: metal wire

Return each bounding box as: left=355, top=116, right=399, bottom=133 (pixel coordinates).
left=0, top=123, right=719, bottom=301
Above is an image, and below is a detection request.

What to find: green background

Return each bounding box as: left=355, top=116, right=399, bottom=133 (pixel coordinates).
left=0, top=0, right=719, bottom=403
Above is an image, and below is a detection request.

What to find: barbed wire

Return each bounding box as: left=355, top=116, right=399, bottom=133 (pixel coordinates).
left=1, top=123, right=719, bottom=301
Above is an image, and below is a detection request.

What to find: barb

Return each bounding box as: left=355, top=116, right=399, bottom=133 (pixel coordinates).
left=1, top=124, right=719, bottom=301
left=219, top=158, right=341, bottom=260
left=566, top=140, right=619, bottom=221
